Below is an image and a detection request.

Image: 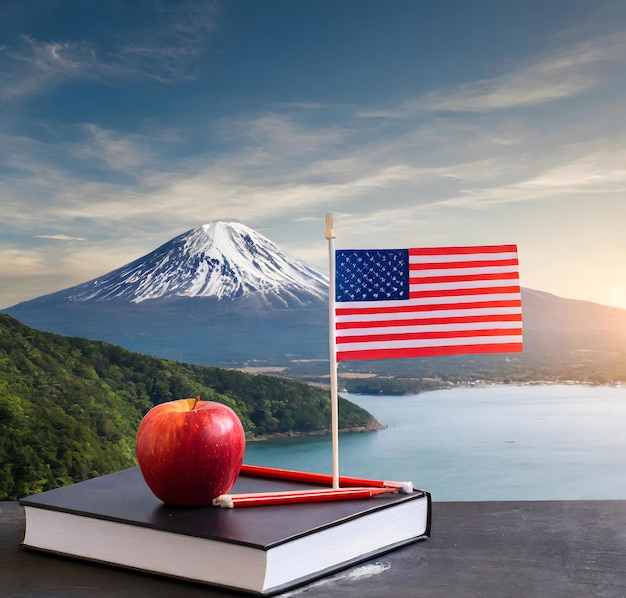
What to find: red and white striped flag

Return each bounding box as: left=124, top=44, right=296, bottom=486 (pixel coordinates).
left=334, top=244, right=523, bottom=362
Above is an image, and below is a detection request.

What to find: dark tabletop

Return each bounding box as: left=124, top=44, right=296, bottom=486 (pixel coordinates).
left=3, top=499, right=626, bottom=597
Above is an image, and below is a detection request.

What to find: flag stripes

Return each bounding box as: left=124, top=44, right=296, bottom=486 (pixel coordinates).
left=335, top=342, right=523, bottom=362
left=334, top=244, right=522, bottom=362
left=413, top=271, right=520, bottom=284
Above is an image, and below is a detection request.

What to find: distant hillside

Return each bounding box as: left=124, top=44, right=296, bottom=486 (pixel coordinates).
left=521, top=288, right=626, bottom=348
left=0, top=313, right=380, bottom=501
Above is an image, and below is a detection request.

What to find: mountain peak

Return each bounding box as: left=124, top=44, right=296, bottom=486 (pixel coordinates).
left=46, top=221, right=330, bottom=307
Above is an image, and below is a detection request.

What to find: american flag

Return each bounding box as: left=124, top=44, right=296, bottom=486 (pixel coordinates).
left=334, top=244, right=523, bottom=362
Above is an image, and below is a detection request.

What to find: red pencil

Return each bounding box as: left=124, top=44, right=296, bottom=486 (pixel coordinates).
left=218, top=486, right=397, bottom=508
left=212, top=485, right=397, bottom=506
left=240, top=464, right=414, bottom=493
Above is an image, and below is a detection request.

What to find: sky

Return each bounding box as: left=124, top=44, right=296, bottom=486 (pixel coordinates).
left=1, top=0, right=626, bottom=310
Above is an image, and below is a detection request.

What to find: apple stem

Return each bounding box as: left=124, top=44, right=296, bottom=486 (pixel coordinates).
left=192, top=395, right=200, bottom=410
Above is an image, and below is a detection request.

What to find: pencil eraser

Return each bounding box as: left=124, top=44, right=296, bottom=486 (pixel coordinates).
left=220, top=496, right=234, bottom=508
left=400, top=481, right=414, bottom=494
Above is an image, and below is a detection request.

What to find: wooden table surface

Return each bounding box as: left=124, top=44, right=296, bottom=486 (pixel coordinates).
left=3, top=499, right=626, bottom=597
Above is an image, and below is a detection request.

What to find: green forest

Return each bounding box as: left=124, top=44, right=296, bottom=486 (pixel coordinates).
left=0, top=313, right=379, bottom=501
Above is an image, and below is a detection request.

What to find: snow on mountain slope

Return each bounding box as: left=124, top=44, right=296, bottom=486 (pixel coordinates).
left=57, top=221, right=329, bottom=307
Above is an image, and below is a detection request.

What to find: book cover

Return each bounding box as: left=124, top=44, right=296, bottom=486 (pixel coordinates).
left=20, top=466, right=430, bottom=595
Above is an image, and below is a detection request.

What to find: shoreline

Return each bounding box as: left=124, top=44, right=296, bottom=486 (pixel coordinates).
left=340, top=379, right=624, bottom=398
left=247, top=419, right=387, bottom=442
left=247, top=381, right=623, bottom=442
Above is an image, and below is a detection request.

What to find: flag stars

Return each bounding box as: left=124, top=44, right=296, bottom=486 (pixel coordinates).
left=336, top=249, right=410, bottom=303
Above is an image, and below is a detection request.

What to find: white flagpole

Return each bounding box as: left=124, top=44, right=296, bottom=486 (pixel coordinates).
left=325, top=213, right=340, bottom=489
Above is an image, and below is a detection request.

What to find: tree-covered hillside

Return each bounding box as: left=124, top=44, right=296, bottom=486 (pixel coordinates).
left=0, top=313, right=379, bottom=500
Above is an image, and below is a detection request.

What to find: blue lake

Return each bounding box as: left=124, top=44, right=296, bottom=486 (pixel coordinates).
left=244, top=384, right=626, bottom=501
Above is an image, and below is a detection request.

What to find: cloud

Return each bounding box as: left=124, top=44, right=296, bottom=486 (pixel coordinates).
left=0, top=36, right=98, bottom=103
left=214, top=112, right=347, bottom=168
left=0, top=0, right=221, bottom=105
left=0, top=242, right=143, bottom=307
left=35, top=234, right=86, bottom=241
left=108, top=0, right=221, bottom=83
left=71, top=124, right=156, bottom=173
left=433, top=145, right=626, bottom=210
left=361, top=32, right=626, bottom=116
left=2, top=98, right=621, bottom=245
left=414, top=73, right=597, bottom=113
left=0, top=247, right=50, bottom=276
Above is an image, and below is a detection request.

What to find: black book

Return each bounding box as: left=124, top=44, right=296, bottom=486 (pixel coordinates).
left=19, top=466, right=431, bottom=596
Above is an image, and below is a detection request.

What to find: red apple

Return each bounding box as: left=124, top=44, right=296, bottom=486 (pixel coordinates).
left=136, top=396, right=246, bottom=506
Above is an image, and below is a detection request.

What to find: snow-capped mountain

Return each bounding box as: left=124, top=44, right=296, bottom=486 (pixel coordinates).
left=5, top=221, right=331, bottom=365
left=55, top=221, right=329, bottom=308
